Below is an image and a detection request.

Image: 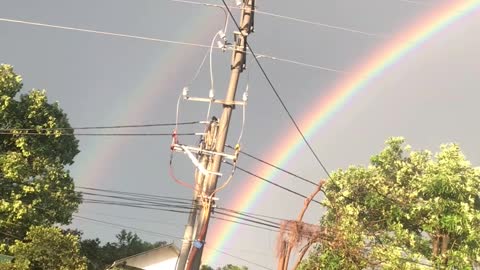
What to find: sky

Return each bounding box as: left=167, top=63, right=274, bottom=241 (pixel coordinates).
left=1, top=0, right=480, bottom=269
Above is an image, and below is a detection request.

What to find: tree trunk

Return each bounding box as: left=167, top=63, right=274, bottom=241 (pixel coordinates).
left=441, top=234, right=450, bottom=265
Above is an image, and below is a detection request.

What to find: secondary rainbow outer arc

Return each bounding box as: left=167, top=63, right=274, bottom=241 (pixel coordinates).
left=204, top=1, right=480, bottom=265
left=73, top=5, right=222, bottom=233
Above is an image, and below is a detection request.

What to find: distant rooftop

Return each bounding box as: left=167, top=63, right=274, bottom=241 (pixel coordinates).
left=109, top=243, right=180, bottom=270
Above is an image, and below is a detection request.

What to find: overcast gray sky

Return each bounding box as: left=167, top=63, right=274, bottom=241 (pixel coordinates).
left=1, top=0, right=479, bottom=268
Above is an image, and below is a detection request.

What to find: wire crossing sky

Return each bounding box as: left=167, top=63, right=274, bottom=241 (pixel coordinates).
left=204, top=0, right=480, bottom=265
left=1, top=0, right=480, bottom=268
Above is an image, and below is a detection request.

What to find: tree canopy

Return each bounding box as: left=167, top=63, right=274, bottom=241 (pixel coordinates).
left=300, top=138, right=480, bottom=269
left=2, top=226, right=87, bottom=270
left=0, top=64, right=81, bottom=246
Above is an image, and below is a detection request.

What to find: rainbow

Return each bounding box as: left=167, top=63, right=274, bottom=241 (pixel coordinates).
left=73, top=6, right=221, bottom=189
left=204, top=0, right=480, bottom=265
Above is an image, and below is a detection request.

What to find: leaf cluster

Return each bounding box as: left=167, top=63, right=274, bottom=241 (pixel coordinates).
left=301, top=138, right=480, bottom=269
left=0, top=64, right=81, bottom=246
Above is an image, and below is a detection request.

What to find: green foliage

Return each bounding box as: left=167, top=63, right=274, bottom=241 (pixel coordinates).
left=301, top=138, right=480, bottom=269
left=201, top=264, right=248, bottom=270
left=80, top=230, right=167, bottom=270
left=1, top=225, right=87, bottom=270
left=0, top=64, right=81, bottom=246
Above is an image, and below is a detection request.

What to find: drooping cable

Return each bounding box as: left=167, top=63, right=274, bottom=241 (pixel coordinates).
left=169, top=0, right=389, bottom=37
left=225, top=145, right=317, bottom=186
left=0, top=131, right=197, bottom=136
left=0, top=18, right=211, bottom=48
left=225, top=161, right=324, bottom=206
left=74, top=214, right=274, bottom=269
left=0, top=121, right=199, bottom=132
left=206, top=30, right=221, bottom=121
left=221, top=0, right=335, bottom=184
left=212, top=216, right=279, bottom=232
left=0, top=17, right=345, bottom=74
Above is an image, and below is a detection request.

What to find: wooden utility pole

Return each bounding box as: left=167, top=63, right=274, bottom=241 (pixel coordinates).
left=177, top=119, right=218, bottom=270
left=186, top=1, right=255, bottom=269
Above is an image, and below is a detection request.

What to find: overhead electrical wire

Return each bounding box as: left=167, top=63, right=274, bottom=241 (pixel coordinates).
left=0, top=17, right=344, bottom=73
left=75, top=215, right=273, bottom=269
left=78, top=188, right=284, bottom=229
left=81, top=194, right=281, bottom=230
left=226, top=145, right=317, bottom=186
left=83, top=199, right=195, bottom=215
left=0, top=18, right=210, bottom=48
left=82, top=199, right=281, bottom=232
left=254, top=9, right=386, bottom=38
left=0, top=121, right=200, bottom=132
left=78, top=185, right=285, bottom=223
left=222, top=1, right=335, bottom=185
left=396, top=0, right=432, bottom=6
left=254, top=54, right=346, bottom=73
left=225, top=161, right=324, bottom=206
left=0, top=131, right=198, bottom=136
left=80, top=192, right=194, bottom=208
left=74, top=215, right=183, bottom=240
left=80, top=187, right=284, bottom=225
left=210, top=248, right=273, bottom=270
left=76, top=186, right=194, bottom=202
left=213, top=210, right=280, bottom=229
left=212, top=216, right=278, bottom=232
left=168, top=0, right=386, bottom=38
left=78, top=212, right=430, bottom=269
left=216, top=207, right=283, bottom=221
left=4, top=182, right=286, bottom=235
left=4, top=203, right=272, bottom=269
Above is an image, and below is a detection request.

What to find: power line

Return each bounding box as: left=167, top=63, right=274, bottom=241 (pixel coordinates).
left=80, top=198, right=279, bottom=232
left=83, top=210, right=184, bottom=227
left=5, top=182, right=286, bottom=233
left=81, top=192, right=194, bottom=208
left=82, top=198, right=281, bottom=233
left=74, top=215, right=183, bottom=240
left=212, top=216, right=278, bottom=232
left=210, top=248, right=273, bottom=270
left=396, top=0, right=432, bottom=6
left=75, top=215, right=274, bottom=269
left=222, top=1, right=334, bottom=183
left=226, top=145, right=317, bottom=187
left=0, top=18, right=210, bottom=48
left=217, top=207, right=283, bottom=221
left=214, top=210, right=280, bottom=229
left=77, top=186, right=194, bottom=202
left=169, top=0, right=385, bottom=38
left=82, top=196, right=282, bottom=231
left=78, top=186, right=285, bottom=222
left=0, top=17, right=343, bottom=74
left=255, top=54, right=346, bottom=73
left=226, top=161, right=324, bottom=206
left=255, top=10, right=385, bottom=38
left=0, top=131, right=197, bottom=136
left=83, top=199, right=194, bottom=215
left=80, top=193, right=283, bottom=231
left=0, top=121, right=200, bottom=132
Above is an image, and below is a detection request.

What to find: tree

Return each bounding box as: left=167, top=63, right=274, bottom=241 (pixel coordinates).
left=3, top=225, right=87, bottom=270
left=300, top=138, right=480, bottom=269
left=80, top=230, right=167, bottom=270
left=0, top=64, right=81, bottom=246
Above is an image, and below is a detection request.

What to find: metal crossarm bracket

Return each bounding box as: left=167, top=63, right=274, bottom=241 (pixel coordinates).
left=183, top=96, right=246, bottom=107
left=172, top=144, right=237, bottom=161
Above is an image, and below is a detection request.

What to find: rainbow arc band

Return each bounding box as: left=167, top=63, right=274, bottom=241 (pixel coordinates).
left=203, top=1, right=480, bottom=265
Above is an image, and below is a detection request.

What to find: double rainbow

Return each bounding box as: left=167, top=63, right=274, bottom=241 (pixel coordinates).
left=204, top=0, right=480, bottom=265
